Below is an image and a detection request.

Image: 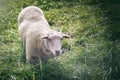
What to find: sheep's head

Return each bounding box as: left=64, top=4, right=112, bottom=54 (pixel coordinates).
left=42, top=30, right=70, bottom=56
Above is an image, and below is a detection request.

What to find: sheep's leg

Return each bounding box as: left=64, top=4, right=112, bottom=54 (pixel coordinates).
left=26, top=38, right=33, bottom=62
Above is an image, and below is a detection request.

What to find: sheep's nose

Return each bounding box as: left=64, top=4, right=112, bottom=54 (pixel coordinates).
left=55, top=50, right=60, bottom=56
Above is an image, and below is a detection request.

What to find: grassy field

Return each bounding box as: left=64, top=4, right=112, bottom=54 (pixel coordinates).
left=0, top=0, right=120, bottom=80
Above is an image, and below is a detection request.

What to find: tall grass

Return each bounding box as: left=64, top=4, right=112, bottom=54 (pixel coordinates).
left=0, top=0, right=120, bottom=80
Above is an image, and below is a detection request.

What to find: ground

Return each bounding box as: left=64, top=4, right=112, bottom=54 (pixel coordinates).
left=0, top=0, right=120, bottom=80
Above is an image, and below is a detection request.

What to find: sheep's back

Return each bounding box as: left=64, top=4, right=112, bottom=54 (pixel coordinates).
left=18, top=6, right=50, bottom=42
left=18, top=6, right=45, bottom=24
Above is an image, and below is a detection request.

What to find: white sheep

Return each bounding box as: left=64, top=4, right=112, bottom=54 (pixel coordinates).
left=18, top=6, right=69, bottom=61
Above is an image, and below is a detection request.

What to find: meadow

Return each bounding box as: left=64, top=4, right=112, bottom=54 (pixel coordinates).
left=0, top=0, right=120, bottom=80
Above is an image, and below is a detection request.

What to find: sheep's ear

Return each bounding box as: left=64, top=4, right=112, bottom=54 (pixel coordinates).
left=62, top=33, right=70, bottom=38
left=63, top=34, right=70, bottom=38
left=41, top=34, right=48, bottom=39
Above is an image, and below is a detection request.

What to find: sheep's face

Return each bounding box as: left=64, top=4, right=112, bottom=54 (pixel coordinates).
left=42, top=30, right=69, bottom=56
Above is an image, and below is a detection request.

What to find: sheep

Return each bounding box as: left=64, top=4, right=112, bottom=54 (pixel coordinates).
left=18, top=6, right=70, bottom=62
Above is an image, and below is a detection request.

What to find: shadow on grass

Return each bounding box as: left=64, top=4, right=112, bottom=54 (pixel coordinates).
left=81, top=0, right=120, bottom=80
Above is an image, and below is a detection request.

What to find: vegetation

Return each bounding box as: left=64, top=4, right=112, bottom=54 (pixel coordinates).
left=0, top=0, right=120, bottom=80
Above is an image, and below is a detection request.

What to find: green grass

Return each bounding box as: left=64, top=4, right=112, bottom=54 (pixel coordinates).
left=0, top=0, right=120, bottom=80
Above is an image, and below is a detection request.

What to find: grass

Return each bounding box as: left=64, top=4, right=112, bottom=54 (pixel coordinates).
left=0, top=0, right=120, bottom=80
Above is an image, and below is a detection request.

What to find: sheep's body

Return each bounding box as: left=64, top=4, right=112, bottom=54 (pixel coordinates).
left=23, top=22, right=53, bottom=61
left=18, top=6, right=49, bottom=43
left=18, top=6, right=69, bottom=61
